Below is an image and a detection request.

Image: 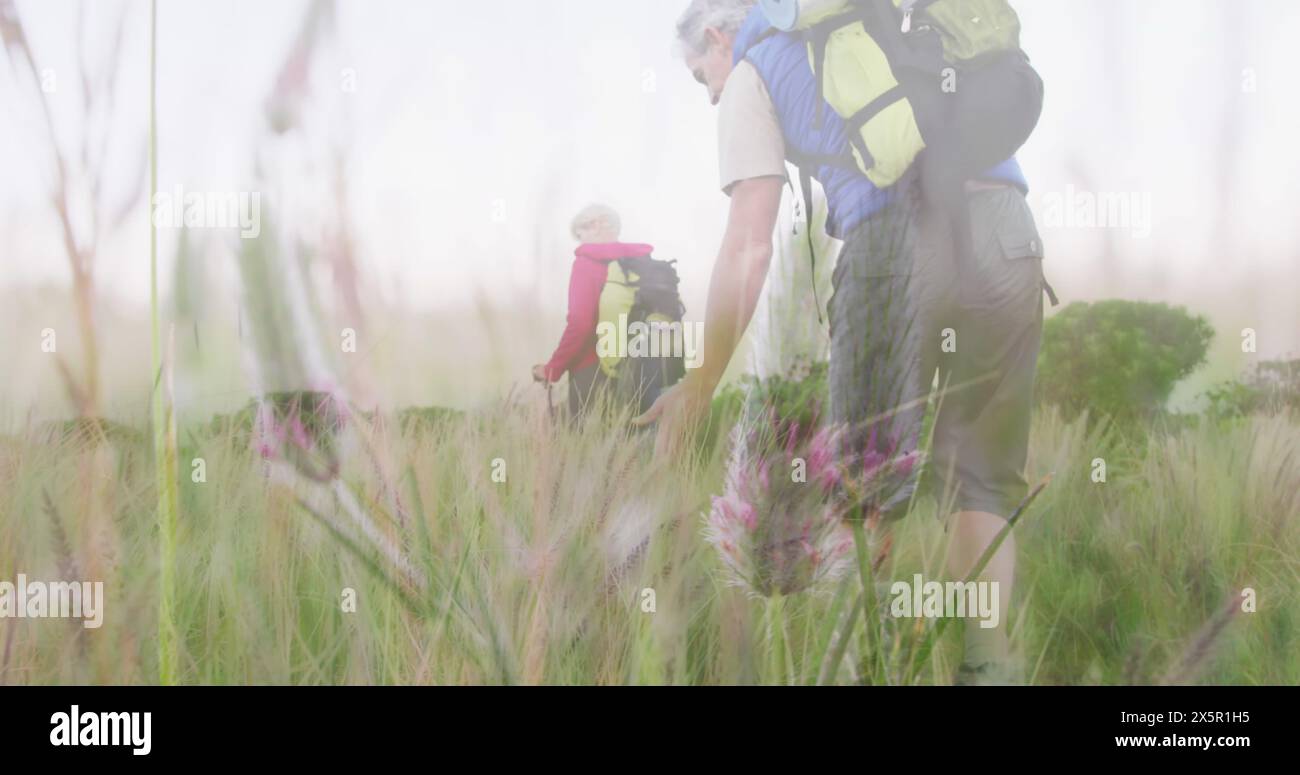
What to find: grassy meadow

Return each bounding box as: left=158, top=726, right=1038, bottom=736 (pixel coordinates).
left=2, top=0, right=1296, bottom=689
left=1, top=388, right=1295, bottom=685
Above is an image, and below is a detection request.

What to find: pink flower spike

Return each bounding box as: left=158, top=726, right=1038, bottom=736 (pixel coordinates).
left=289, top=416, right=312, bottom=450
left=895, top=450, right=921, bottom=478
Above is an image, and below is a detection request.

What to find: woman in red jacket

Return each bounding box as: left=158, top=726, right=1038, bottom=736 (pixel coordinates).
left=532, top=204, right=655, bottom=421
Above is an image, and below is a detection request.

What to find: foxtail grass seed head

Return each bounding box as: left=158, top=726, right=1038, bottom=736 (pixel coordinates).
left=707, top=420, right=855, bottom=598
left=706, top=376, right=929, bottom=597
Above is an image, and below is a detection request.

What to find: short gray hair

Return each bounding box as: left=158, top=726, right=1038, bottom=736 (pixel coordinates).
left=675, top=0, right=755, bottom=58
left=570, top=203, right=622, bottom=241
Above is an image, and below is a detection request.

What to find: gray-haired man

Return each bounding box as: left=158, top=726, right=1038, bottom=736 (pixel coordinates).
left=636, top=0, right=1047, bottom=684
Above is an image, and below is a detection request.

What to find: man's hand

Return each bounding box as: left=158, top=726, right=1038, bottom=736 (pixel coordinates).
left=633, top=175, right=783, bottom=457
left=632, top=373, right=716, bottom=457
left=531, top=364, right=548, bottom=383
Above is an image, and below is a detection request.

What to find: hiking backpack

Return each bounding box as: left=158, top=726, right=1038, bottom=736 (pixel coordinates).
left=758, top=0, right=1043, bottom=190
left=759, top=0, right=1044, bottom=304
left=596, top=255, right=688, bottom=408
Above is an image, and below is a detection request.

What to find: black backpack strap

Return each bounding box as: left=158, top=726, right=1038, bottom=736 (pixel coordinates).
left=779, top=161, right=825, bottom=326
left=797, top=166, right=824, bottom=325
left=843, top=84, right=904, bottom=167
left=1043, top=278, right=1060, bottom=307
left=811, top=30, right=832, bottom=131
left=845, top=85, right=906, bottom=128
left=614, top=256, right=634, bottom=284
left=790, top=148, right=860, bottom=171
left=784, top=146, right=864, bottom=326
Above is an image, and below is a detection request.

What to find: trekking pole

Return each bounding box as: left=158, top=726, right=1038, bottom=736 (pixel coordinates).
left=545, top=381, right=556, bottom=424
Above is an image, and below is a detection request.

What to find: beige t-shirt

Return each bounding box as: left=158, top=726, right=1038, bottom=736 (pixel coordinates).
left=717, top=60, right=787, bottom=195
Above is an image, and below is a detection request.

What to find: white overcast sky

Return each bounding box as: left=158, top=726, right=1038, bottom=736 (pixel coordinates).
left=2, top=0, right=1298, bottom=357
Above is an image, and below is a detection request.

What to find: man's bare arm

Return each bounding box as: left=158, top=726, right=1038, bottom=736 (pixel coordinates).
left=633, top=175, right=784, bottom=450
left=692, top=175, right=785, bottom=392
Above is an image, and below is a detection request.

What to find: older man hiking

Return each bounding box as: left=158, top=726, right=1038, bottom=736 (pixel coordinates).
left=635, top=0, right=1048, bottom=684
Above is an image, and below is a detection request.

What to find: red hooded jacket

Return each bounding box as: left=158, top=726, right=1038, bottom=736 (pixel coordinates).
left=543, top=242, right=654, bottom=383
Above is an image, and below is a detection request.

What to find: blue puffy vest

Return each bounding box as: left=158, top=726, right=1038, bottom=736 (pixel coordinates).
left=731, top=6, right=1027, bottom=240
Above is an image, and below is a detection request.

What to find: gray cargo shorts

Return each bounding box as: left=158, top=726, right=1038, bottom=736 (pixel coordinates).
left=827, top=184, right=1045, bottom=521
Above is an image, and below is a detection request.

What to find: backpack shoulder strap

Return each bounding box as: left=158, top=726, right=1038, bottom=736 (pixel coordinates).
left=606, top=259, right=632, bottom=286
left=782, top=164, right=825, bottom=326
left=803, top=22, right=835, bottom=130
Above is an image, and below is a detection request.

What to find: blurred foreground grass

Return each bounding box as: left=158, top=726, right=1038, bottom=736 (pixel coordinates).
left=0, top=395, right=1295, bottom=685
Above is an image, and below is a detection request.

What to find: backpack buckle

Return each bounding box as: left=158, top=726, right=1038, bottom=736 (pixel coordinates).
left=900, top=0, right=918, bottom=32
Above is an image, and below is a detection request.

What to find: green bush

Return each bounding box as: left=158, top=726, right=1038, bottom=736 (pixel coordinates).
left=1037, top=300, right=1214, bottom=423
left=1204, top=358, right=1300, bottom=417
left=707, top=360, right=829, bottom=453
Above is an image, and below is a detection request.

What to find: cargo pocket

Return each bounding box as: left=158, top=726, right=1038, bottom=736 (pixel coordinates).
left=997, top=219, right=1044, bottom=262
left=996, top=206, right=1058, bottom=306
left=967, top=190, right=1044, bottom=310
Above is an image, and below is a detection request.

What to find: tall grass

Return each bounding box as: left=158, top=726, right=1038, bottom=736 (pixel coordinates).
left=0, top=0, right=139, bottom=418
left=148, top=0, right=180, bottom=686
left=6, top=0, right=1293, bottom=687
left=0, top=397, right=1294, bottom=685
